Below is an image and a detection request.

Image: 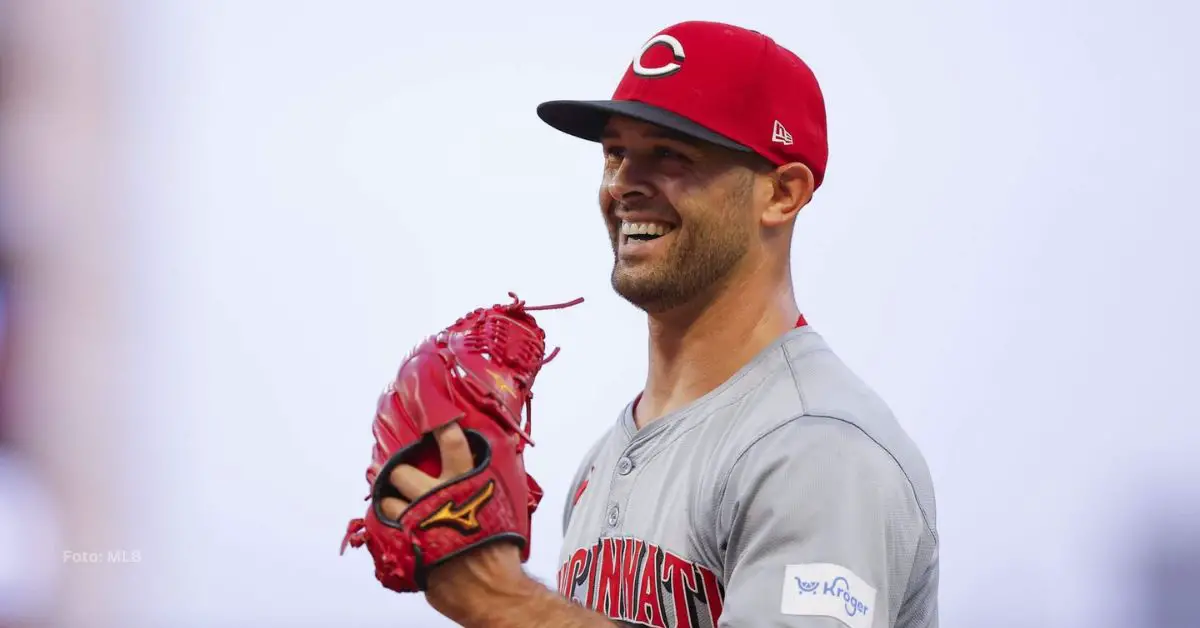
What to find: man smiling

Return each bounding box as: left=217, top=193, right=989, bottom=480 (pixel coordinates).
left=377, top=20, right=940, bottom=628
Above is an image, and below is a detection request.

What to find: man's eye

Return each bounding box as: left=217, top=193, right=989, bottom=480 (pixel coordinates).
left=655, top=147, right=688, bottom=161
left=603, top=146, right=625, bottom=159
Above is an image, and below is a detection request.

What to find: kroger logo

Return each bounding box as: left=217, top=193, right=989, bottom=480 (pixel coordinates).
left=795, top=575, right=870, bottom=617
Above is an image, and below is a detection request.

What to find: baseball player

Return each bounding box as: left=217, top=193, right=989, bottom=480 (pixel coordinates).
left=343, top=19, right=938, bottom=628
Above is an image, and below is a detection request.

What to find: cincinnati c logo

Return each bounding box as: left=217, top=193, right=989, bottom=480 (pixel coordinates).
left=418, top=480, right=495, bottom=534
left=632, top=34, right=685, bottom=78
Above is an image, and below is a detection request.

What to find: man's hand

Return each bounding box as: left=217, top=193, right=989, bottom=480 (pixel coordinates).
left=378, top=421, right=528, bottom=619
left=381, top=421, right=616, bottom=628
left=378, top=421, right=477, bottom=520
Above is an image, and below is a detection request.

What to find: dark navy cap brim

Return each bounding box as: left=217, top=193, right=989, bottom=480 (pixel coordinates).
left=536, top=99, right=752, bottom=153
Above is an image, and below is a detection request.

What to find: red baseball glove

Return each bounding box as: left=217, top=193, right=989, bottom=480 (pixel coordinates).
left=340, top=292, right=582, bottom=593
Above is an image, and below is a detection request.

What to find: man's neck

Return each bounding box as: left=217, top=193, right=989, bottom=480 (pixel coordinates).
left=634, top=267, right=800, bottom=429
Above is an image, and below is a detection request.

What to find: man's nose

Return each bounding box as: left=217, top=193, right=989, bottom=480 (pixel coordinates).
left=605, top=157, right=655, bottom=203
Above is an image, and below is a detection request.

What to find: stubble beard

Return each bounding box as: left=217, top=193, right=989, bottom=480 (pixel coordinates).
left=608, top=210, right=751, bottom=315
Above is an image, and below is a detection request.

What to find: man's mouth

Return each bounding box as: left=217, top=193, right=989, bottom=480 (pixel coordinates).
left=620, top=221, right=676, bottom=243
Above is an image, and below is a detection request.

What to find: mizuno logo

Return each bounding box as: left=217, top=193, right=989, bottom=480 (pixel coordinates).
left=418, top=480, right=495, bottom=534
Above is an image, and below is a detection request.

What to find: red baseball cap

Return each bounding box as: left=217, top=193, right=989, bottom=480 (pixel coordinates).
left=537, top=21, right=829, bottom=188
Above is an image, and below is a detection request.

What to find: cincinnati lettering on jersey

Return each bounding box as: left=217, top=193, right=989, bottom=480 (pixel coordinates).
left=556, top=537, right=725, bottom=628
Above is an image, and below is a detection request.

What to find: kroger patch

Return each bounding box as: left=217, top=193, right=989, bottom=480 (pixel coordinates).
left=780, top=563, right=877, bottom=628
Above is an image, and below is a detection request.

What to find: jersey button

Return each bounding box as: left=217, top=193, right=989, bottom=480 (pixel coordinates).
left=617, top=457, right=634, bottom=475
left=606, top=505, right=620, bottom=527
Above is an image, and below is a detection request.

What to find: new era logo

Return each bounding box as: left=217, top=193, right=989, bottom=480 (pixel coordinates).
left=772, top=120, right=793, bottom=145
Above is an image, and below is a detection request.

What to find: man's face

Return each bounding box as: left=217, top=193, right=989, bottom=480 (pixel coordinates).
left=598, top=116, right=762, bottom=313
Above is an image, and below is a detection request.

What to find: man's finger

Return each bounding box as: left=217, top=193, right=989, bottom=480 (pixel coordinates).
left=380, top=496, right=408, bottom=521
left=434, top=422, right=475, bottom=477
left=390, top=463, right=437, bottom=500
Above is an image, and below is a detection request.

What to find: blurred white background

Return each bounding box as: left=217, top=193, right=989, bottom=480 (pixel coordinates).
left=1, top=0, right=1198, bottom=627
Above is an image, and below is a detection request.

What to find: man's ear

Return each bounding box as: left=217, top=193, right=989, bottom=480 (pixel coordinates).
left=760, top=162, right=814, bottom=228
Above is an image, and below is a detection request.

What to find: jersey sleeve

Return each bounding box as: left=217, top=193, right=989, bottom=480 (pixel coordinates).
left=561, top=434, right=607, bottom=536
left=714, top=416, right=930, bottom=628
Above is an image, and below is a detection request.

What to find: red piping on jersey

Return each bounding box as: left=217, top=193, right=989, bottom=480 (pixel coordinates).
left=572, top=466, right=593, bottom=506
left=795, top=314, right=808, bottom=328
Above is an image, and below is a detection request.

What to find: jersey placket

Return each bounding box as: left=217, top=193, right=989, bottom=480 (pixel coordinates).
left=601, top=440, right=642, bottom=536
left=604, top=406, right=691, bottom=536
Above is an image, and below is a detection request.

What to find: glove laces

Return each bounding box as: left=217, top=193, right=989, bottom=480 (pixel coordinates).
left=457, top=293, right=583, bottom=449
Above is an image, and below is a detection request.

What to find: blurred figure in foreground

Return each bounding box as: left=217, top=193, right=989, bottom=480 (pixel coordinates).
left=0, top=1, right=129, bottom=626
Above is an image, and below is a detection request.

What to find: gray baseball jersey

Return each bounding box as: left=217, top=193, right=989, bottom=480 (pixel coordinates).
left=553, top=324, right=938, bottom=628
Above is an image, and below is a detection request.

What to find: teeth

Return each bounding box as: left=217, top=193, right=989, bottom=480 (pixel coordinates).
left=621, top=221, right=673, bottom=236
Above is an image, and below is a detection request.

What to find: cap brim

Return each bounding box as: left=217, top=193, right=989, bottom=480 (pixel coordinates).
left=536, top=100, right=752, bottom=153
